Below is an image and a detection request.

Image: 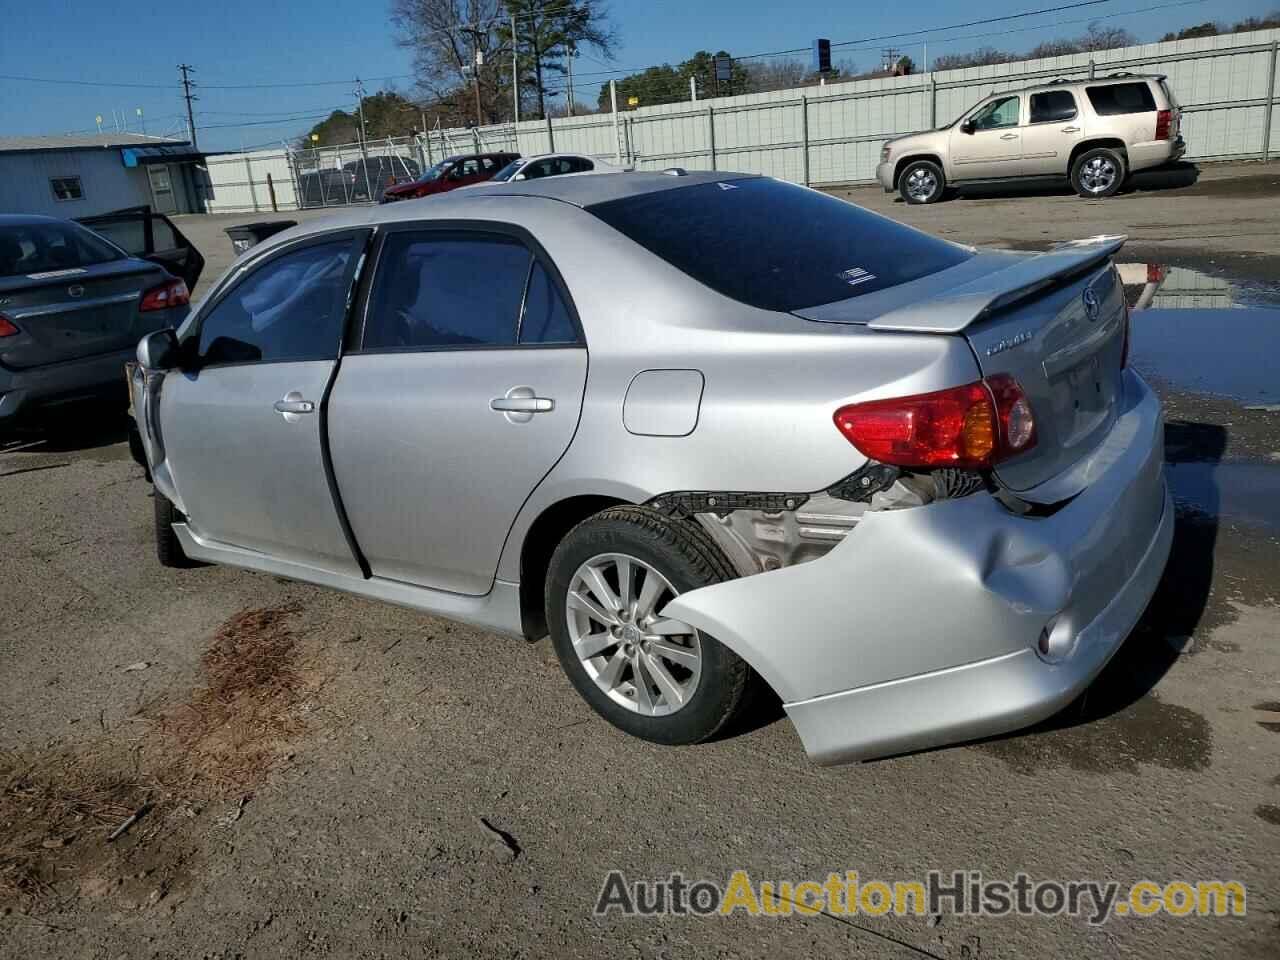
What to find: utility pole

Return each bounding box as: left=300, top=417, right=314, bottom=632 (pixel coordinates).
left=565, top=41, right=576, bottom=115
left=354, top=77, right=372, bottom=200
left=178, top=64, right=198, bottom=149
left=511, top=12, right=520, bottom=125
left=462, top=27, right=484, bottom=128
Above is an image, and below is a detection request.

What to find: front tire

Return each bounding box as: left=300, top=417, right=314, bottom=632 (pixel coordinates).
left=1071, top=147, right=1126, bottom=198
left=898, top=160, right=945, bottom=204
left=153, top=493, right=202, bottom=568
left=545, top=506, right=751, bottom=746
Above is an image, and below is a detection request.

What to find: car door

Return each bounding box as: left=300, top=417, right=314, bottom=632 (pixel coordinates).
left=949, top=94, right=1024, bottom=180
left=159, top=229, right=369, bottom=575
left=78, top=206, right=206, bottom=291
left=327, top=225, right=588, bottom=595
left=1021, top=89, right=1084, bottom=175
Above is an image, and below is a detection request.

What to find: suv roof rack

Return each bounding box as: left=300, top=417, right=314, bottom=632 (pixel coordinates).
left=1046, top=77, right=1074, bottom=84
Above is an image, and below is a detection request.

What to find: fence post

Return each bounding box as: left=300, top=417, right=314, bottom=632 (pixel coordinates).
left=1263, top=40, right=1278, bottom=162
left=1088, top=58, right=1095, bottom=79
left=545, top=114, right=556, bottom=152
left=929, top=75, right=937, bottom=128
left=801, top=95, right=810, bottom=186
left=611, top=80, right=622, bottom=164
left=266, top=172, right=278, bottom=212
left=244, top=154, right=259, bottom=212
left=707, top=105, right=716, bottom=171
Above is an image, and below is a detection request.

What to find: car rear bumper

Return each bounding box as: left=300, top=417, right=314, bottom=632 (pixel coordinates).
left=663, top=370, right=1171, bottom=763
left=0, top=347, right=136, bottom=424
left=1128, top=137, right=1185, bottom=172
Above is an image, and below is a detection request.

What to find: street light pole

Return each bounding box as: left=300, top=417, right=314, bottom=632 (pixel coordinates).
left=462, top=27, right=484, bottom=128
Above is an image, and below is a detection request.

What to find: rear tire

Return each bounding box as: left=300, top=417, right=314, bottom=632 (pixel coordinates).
left=546, top=506, right=752, bottom=746
left=898, top=160, right=946, bottom=204
left=153, top=493, right=202, bottom=568
left=1071, top=147, right=1126, bottom=198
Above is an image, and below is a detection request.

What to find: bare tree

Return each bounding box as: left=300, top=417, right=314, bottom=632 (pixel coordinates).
left=391, top=0, right=512, bottom=123
left=500, top=0, right=616, bottom=119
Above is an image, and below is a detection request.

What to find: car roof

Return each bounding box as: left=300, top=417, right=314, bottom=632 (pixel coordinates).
left=1017, top=72, right=1166, bottom=96
left=443, top=152, right=519, bottom=162
left=0, top=213, right=73, bottom=227
left=433, top=169, right=755, bottom=208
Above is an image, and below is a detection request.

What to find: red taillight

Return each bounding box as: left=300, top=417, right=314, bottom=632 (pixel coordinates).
left=833, top=375, right=1036, bottom=470
left=1155, top=109, right=1172, bottom=140
left=139, top=279, right=190, bottom=312
left=0, top=314, right=18, bottom=337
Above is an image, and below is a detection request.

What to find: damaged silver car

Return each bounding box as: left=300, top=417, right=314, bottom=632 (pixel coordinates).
left=131, top=172, right=1172, bottom=764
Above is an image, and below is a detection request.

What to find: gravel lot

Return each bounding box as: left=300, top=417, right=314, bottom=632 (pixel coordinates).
left=2, top=161, right=1278, bottom=959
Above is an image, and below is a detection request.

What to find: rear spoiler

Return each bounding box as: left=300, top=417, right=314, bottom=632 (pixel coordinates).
left=867, top=235, right=1127, bottom=334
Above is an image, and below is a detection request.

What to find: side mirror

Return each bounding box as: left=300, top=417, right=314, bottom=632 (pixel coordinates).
left=513, top=172, right=527, bottom=181
left=960, top=120, right=975, bottom=135
left=137, top=328, right=180, bottom=371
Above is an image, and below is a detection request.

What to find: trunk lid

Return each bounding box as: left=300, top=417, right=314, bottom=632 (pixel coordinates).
left=794, top=237, right=1128, bottom=499
left=0, top=259, right=166, bottom=369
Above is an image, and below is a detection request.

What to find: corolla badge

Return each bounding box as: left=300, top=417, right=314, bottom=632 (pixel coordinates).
left=985, top=330, right=1034, bottom=357
left=1082, top=287, right=1100, bottom=321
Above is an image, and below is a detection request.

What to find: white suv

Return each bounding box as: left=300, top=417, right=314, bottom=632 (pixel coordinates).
left=877, top=73, right=1185, bottom=202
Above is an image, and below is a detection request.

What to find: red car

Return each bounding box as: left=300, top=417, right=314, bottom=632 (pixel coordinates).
left=379, top=152, right=520, bottom=203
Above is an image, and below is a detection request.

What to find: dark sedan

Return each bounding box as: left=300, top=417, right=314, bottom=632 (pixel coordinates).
left=0, top=212, right=200, bottom=430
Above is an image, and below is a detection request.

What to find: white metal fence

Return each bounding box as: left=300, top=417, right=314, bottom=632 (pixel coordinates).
left=205, top=27, right=1280, bottom=214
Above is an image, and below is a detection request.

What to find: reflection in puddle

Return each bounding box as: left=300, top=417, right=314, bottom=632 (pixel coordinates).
left=1167, top=461, right=1280, bottom=533
left=1119, top=262, right=1280, bottom=404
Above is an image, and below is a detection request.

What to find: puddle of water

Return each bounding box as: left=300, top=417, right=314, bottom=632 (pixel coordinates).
left=1119, top=263, right=1280, bottom=403
left=1167, top=461, right=1280, bottom=533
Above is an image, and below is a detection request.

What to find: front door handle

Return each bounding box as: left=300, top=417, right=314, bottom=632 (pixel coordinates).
left=274, top=391, right=315, bottom=422
left=491, top=386, right=554, bottom=424
left=1061, top=125, right=1081, bottom=133
left=999, top=132, right=1018, bottom=140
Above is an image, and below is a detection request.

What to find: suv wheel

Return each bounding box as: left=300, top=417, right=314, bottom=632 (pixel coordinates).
left=546, top=506, right=752, bottom=745
left=899, top=160, right=945, bottom=204
left=1071, top=148, right=1125, bottom=198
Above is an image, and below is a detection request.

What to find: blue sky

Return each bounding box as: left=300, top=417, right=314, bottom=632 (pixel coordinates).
left=0, top=0, right=1271, bottom=151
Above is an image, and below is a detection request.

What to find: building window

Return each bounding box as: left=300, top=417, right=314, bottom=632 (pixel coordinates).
left=50, top=177, right=84, bottom=201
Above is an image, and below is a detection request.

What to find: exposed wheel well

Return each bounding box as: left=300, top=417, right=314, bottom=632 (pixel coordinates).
left=518, top=495, right=630, bottom=640
left=1069, top=138, right=1128, bottom=172
left=893, top=154, right=944, bottom=189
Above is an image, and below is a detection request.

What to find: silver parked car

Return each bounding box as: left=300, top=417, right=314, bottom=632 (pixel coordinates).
left=132, top=173, right=1172, bottom=764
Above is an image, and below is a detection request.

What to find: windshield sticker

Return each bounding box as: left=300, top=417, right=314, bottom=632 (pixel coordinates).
left=26, top=268, right=88, bottom=280
left=837, top=266, right=876, bottom=287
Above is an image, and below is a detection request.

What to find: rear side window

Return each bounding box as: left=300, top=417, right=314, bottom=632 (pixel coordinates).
left=1086, top=82, right=1157, bottom=115
left=0, top=220, right=124, bottom=278
left=519, top=262, right=577, bottom=344
left=364, top=232, right=532, bottom=349
left=1030, top=90, right=1078, bottom=123
left=196, top=238, right=352, bottom=365
left=588, top=178, right=972, bottom=312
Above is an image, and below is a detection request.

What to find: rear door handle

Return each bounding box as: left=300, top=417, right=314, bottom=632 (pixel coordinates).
left=999, top=132, right=1018, bottom=140
left=490, top=397, right=554, bottom=413
left=1061, top=125, right=1081, bottom=133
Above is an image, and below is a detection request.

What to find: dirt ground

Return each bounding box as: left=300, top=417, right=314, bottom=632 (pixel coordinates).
left=1, top=162, right=1279, bottom=958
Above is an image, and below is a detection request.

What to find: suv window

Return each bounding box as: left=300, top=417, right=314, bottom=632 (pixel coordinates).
left=971, top=96, right=1020, bottom=130
left=364, top=232, right=533, bottom=349
left=1029, top=90, right=1078, bottom=123
left=571, top=157, right=595, bottom=173
left=195, top=239, right=352, bottom=366
left=588, top=177, right=972, bottom=312
left=1086, top=82, right=1157, bottom=115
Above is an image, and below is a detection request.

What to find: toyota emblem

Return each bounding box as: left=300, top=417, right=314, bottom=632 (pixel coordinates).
left=1082, top=287, right=1100, bottom=321
left=67, top=284, right=85, bottom=299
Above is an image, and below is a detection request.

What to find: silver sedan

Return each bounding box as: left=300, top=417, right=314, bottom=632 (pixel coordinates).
left=132, top=172, right=1171, bottom=764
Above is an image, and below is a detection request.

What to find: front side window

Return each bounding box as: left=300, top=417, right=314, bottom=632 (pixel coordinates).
left=970, top=96, right=1021, bottom=131
left=490, top=159, right=522, bottom=182
left=1030, top=90, right=1078, bottom=123
left=363, top=233, right=533, bottom=349
left=50, top=176, right=84, bottom=201
left=1087, top=82, right=1157, bottom=116
left=194, top=238, right=353, bottom=366
left=588, top=177, right=971, bottom=312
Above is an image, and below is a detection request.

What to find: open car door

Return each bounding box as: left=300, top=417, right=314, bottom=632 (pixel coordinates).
left=78, top=206, right=205, bottom=292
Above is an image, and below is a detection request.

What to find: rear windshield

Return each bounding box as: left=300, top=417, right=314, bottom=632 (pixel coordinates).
left=1086, top=82, right=1157, bottom=115
left=0, top=220, right=125, bottom=279
left=587, top=178, right=971, bottom=312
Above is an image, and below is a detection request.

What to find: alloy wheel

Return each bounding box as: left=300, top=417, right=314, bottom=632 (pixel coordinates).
left=1080, top=156, right=1118, bottom=194
left=905, top=167, right=938, bottom=202
left=565, top=552, right=702, bottom=716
